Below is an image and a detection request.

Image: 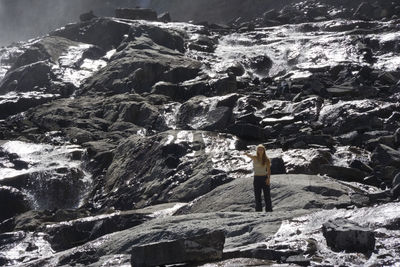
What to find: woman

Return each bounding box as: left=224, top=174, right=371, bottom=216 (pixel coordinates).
left=245, top=144, right=272, bottom=212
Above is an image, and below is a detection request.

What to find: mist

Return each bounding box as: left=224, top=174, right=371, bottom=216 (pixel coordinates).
left=0, top=0, right=293, bottom=47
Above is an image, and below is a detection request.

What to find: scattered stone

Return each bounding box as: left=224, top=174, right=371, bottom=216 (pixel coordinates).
left=131, top=230, right=225, bottom=266
left=322, top=218, right=375, bottom=253
left=226, top=63, right=245, bottom=77
left=250, top=55, right=273, bottom=74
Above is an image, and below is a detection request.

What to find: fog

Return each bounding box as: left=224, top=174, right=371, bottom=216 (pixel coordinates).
left=0, top=0, right=123, bottom=46
left=0, top=0, right=292, bottom=46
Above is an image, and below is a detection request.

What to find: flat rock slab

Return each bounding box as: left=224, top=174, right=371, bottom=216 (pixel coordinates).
left=131, top=230, right=225, bottom=266
left=176, top=174, right=352, bottom=214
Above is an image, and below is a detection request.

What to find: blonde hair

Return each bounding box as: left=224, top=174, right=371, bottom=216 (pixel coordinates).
left=256, top=144, right=269, bottom=166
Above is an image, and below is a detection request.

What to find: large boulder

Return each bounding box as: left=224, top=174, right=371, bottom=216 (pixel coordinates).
left=318, top=165, right=368, bottom=183
left=0, top=61, right=54, bottom=94
left=270, top=157, right=286, bottom=174
left=80, top=35, right=201, bottom=95
left=188, top=35, right=218, bottom=53
left=319, top=100, right=393, bottom=135
left=151, top=81, right=186, bottom=101
left=0, top=186, right=30, bottom=222
left=322, top=218, right=375, bottom=253
left=50, top=17, right=131, bottom=50
left=127, top=23, right=185, bottom=52
left=9, top=36, right=79, bottom=71
left=176, top=95, right=236, bottom=131
left=131, top=230, right=225, bottom=266
left=176, top=174, right=351, bottom=214
left=372, top=144, right=400, bottom=168
left=103, top=130, right=245, bottom=209
left=250, top=55, right=273, bottom=75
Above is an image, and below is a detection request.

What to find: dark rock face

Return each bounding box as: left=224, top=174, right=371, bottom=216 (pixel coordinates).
left=0, top=186, right=30, bottom=222
left=322, top=218, right=375, bottom=253
left=131, top=230, right=225, bottom=266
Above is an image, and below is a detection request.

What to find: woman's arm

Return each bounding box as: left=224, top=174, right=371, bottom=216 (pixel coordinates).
left=244, top=153, right=256, bottom=160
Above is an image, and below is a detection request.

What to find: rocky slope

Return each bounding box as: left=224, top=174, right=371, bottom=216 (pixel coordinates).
left=1, top=1, right=400, bottom=266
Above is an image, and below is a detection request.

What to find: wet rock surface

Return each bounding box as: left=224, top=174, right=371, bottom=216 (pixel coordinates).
left=1, top=1, right=400, bottom=266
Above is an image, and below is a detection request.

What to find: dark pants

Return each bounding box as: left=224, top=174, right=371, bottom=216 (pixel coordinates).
left=253, top=176, right=272, bottom=212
